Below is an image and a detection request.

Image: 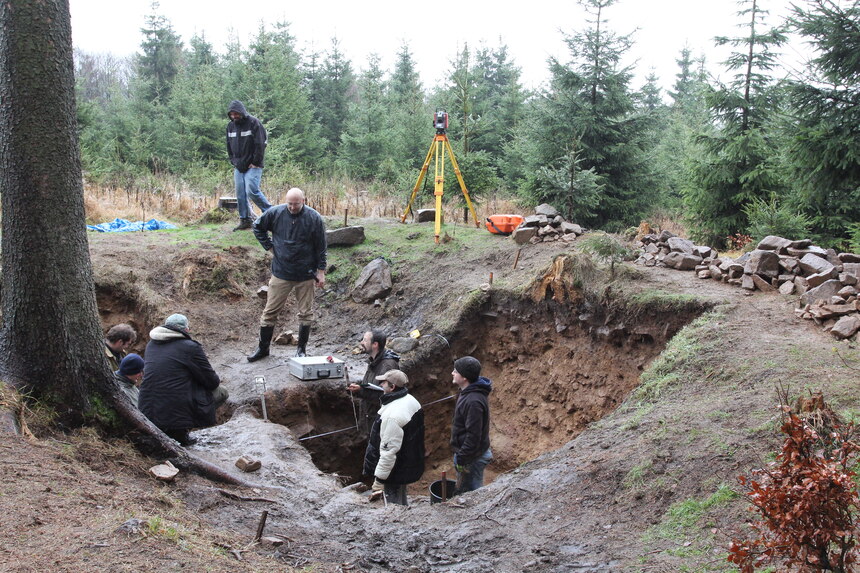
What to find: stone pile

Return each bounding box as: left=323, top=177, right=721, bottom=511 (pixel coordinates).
left=634, top=231, right=860, bottom=340
left=511, top=203, right=584, bottom=245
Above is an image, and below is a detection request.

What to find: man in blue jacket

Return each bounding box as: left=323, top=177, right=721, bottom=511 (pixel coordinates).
left=138, top=314, right=228, bottom=446
left=226, top=100, right=272, bottom=231
left=248, top=187, right=327, bottom=361
left=450, top=356, right=493, bottom=493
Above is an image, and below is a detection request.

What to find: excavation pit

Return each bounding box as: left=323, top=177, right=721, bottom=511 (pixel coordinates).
left=263, top=293, right=710, bottom=488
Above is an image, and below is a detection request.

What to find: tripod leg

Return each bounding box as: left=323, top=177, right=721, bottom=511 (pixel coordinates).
left=443, top=137, right=480, bottom=228
left=434, top=138, right=444, bottom=243
left=401, top=139, right=437, bottom=223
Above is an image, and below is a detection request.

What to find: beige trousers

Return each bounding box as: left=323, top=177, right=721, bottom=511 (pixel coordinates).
left=259, top=276, right=315, bottom=327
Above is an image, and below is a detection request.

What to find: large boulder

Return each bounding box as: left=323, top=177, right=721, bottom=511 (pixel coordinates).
left=667, top=236, right=695, bottom=254
left=831, top=315, right=860, bottom=340
left=352, top=258, right=393, bottom=303
left=326, top=226, right=365, bottom=247
left=798, top=252, right=835, bottom=276
left=800, top=279, right=843, bottom=307
left=756, top=235, right=792, bottom=253
left=512, top=226, right=538, bottom=245
left=663, top=251, right=702, bottom=270
left=416, top=209, right=436, bottom=223
left=744, top=249, right=781, bottom=278
left=657, top=230, right=676, bottom=243
left=534, top=203, right=559, bottom=218
left=560, top=221, right=583, bottom=235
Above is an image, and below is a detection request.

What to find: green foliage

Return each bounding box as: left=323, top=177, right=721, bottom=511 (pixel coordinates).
left=516, top=0, right=658, bottom=231
left=742, top=195, right=811, bottom=243
left=780, top=0, right=860, bottom=248
left=578, top=232, right=633, bottom=279
left=306, top=37, right=356, bottom=165
left=848, top=223, right=860, bottom=253
left=633, top=312, right=717, bottom=403
left=683, top=1, right=788, bottom=247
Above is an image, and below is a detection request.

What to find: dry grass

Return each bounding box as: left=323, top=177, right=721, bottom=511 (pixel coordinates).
left=84, top=180, right=525, bottom=226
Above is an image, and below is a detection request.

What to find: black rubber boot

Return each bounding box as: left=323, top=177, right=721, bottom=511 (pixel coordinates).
left=295, top=324, right=311, bottom=357
left=247, top=325, right=274, bottom=362
left=232, top=218, right=253, bottom=231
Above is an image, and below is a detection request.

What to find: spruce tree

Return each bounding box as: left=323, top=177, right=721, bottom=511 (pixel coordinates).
left=783, top=0, right=860, bottom=246
left=683, top=0, right=787, bottom=247
left=518, top=0, right=656, bottom=229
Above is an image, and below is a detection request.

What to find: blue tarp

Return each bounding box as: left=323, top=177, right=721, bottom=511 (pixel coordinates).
left=87, top=218, right=177, bottom=233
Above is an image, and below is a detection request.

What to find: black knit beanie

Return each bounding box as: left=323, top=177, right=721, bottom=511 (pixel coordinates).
left=453, top=356, right=482, bottom=383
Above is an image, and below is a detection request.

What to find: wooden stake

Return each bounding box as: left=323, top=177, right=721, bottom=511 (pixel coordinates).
left=254, top=510, right=269, bottom=542
left=512, top=248, right=522, bottom=270
left=489, top=272, right=494, bottom=285
left=344, top=207, right=349, bottom=227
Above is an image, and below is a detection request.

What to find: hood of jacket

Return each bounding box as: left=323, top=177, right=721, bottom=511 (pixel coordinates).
left=461, top=376, right=492, bottom=396
left=148, top=325, right=190, bottom=343
left=369, top=348, right=400, bottom=367
left=227, top=100, right=248, bottom=119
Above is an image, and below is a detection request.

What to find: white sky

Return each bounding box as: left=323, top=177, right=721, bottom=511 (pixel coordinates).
left=68, top=0, right=810, bottom=93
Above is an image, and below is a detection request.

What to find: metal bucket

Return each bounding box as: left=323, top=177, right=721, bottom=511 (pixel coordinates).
left=429, top=479, right=457, bottom=504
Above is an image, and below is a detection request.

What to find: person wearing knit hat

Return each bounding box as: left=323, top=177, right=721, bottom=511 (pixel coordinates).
left=114, top=353, right=144, bottom=408
left=138, top=313, right=228, bottom=446
left=450, top=356, right=494, bottom=493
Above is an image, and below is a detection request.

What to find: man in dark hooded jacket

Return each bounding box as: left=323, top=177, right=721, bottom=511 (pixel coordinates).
left=226, top=100, right=272, bottom=231
left=139, top=314, right=228, bottom=446
left=450, top=356, right=493, bottom=493
left=348, top=330, right=400, bottom=436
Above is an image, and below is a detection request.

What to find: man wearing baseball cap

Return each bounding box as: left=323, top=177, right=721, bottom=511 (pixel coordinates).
left=450, top=356, right=493, bottom=493
left=362, top=369, right=425, bottom=505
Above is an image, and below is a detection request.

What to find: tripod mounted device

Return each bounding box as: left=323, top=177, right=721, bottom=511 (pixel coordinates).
left=401, top=110, right=480, bottom=243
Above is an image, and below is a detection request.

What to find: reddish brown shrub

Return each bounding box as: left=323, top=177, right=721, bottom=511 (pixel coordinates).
left=728, top=405, right=860, bottom=572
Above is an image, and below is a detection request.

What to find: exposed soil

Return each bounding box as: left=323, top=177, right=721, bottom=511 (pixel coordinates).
left=3, top=217, right=858, bottom=572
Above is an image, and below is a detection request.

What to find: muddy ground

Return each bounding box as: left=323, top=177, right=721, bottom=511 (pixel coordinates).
left=2, top=217, right=858, bottom=572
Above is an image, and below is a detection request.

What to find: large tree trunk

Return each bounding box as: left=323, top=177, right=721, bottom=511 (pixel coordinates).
left=0, top=0, right=111, bottom=420
left=0, top=1, right=248, bottom=486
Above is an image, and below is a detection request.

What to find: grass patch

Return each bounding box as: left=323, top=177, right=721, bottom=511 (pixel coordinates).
left=631, top=311, right=723, bottom=403
left=628, top=289, right=705, bottom=314
left=623, top=459, right=654, bottom=491
left=649, top=485, right=738, bottom=537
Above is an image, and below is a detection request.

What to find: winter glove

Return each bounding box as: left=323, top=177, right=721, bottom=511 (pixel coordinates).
left=453, top=454, right=470, bottom=474
left=369, top=478, right=384, bottom=501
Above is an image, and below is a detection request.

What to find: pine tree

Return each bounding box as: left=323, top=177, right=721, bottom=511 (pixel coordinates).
left=683, top=0, right=787, bottom=247
left=783, top=0, right=860, bottom=246
left=518, top=0, right=656, bottom=230
left=387, top=43, right=430, bottom=182
left=136, top=2, right=183, bottom=104
left=241, top=22, right=322, bottom=168
left=307, top=37, right=357, bottom=163
left=338, top=55, right=393, bottom=179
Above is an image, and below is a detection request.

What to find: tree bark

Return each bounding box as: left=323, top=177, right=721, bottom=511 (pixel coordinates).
left=0, top=0, right=110, bottom=420
left=0, top=0, right=249, bottom=487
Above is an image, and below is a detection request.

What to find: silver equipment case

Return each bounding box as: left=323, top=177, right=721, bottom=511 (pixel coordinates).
left=288, top=356, right=345, bottom=380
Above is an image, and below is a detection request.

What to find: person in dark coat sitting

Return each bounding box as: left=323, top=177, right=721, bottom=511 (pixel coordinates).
left=138, top=314, right=228, bottom=446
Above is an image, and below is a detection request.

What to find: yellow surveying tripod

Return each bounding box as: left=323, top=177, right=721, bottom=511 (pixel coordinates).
left=401, top=110, right=480, bottom=243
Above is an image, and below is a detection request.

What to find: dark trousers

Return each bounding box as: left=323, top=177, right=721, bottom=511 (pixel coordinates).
left=384, top=483, right=408, bottom=506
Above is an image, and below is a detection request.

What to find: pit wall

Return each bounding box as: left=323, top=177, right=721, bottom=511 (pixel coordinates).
left=404, top=293, right=710, bottom=476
